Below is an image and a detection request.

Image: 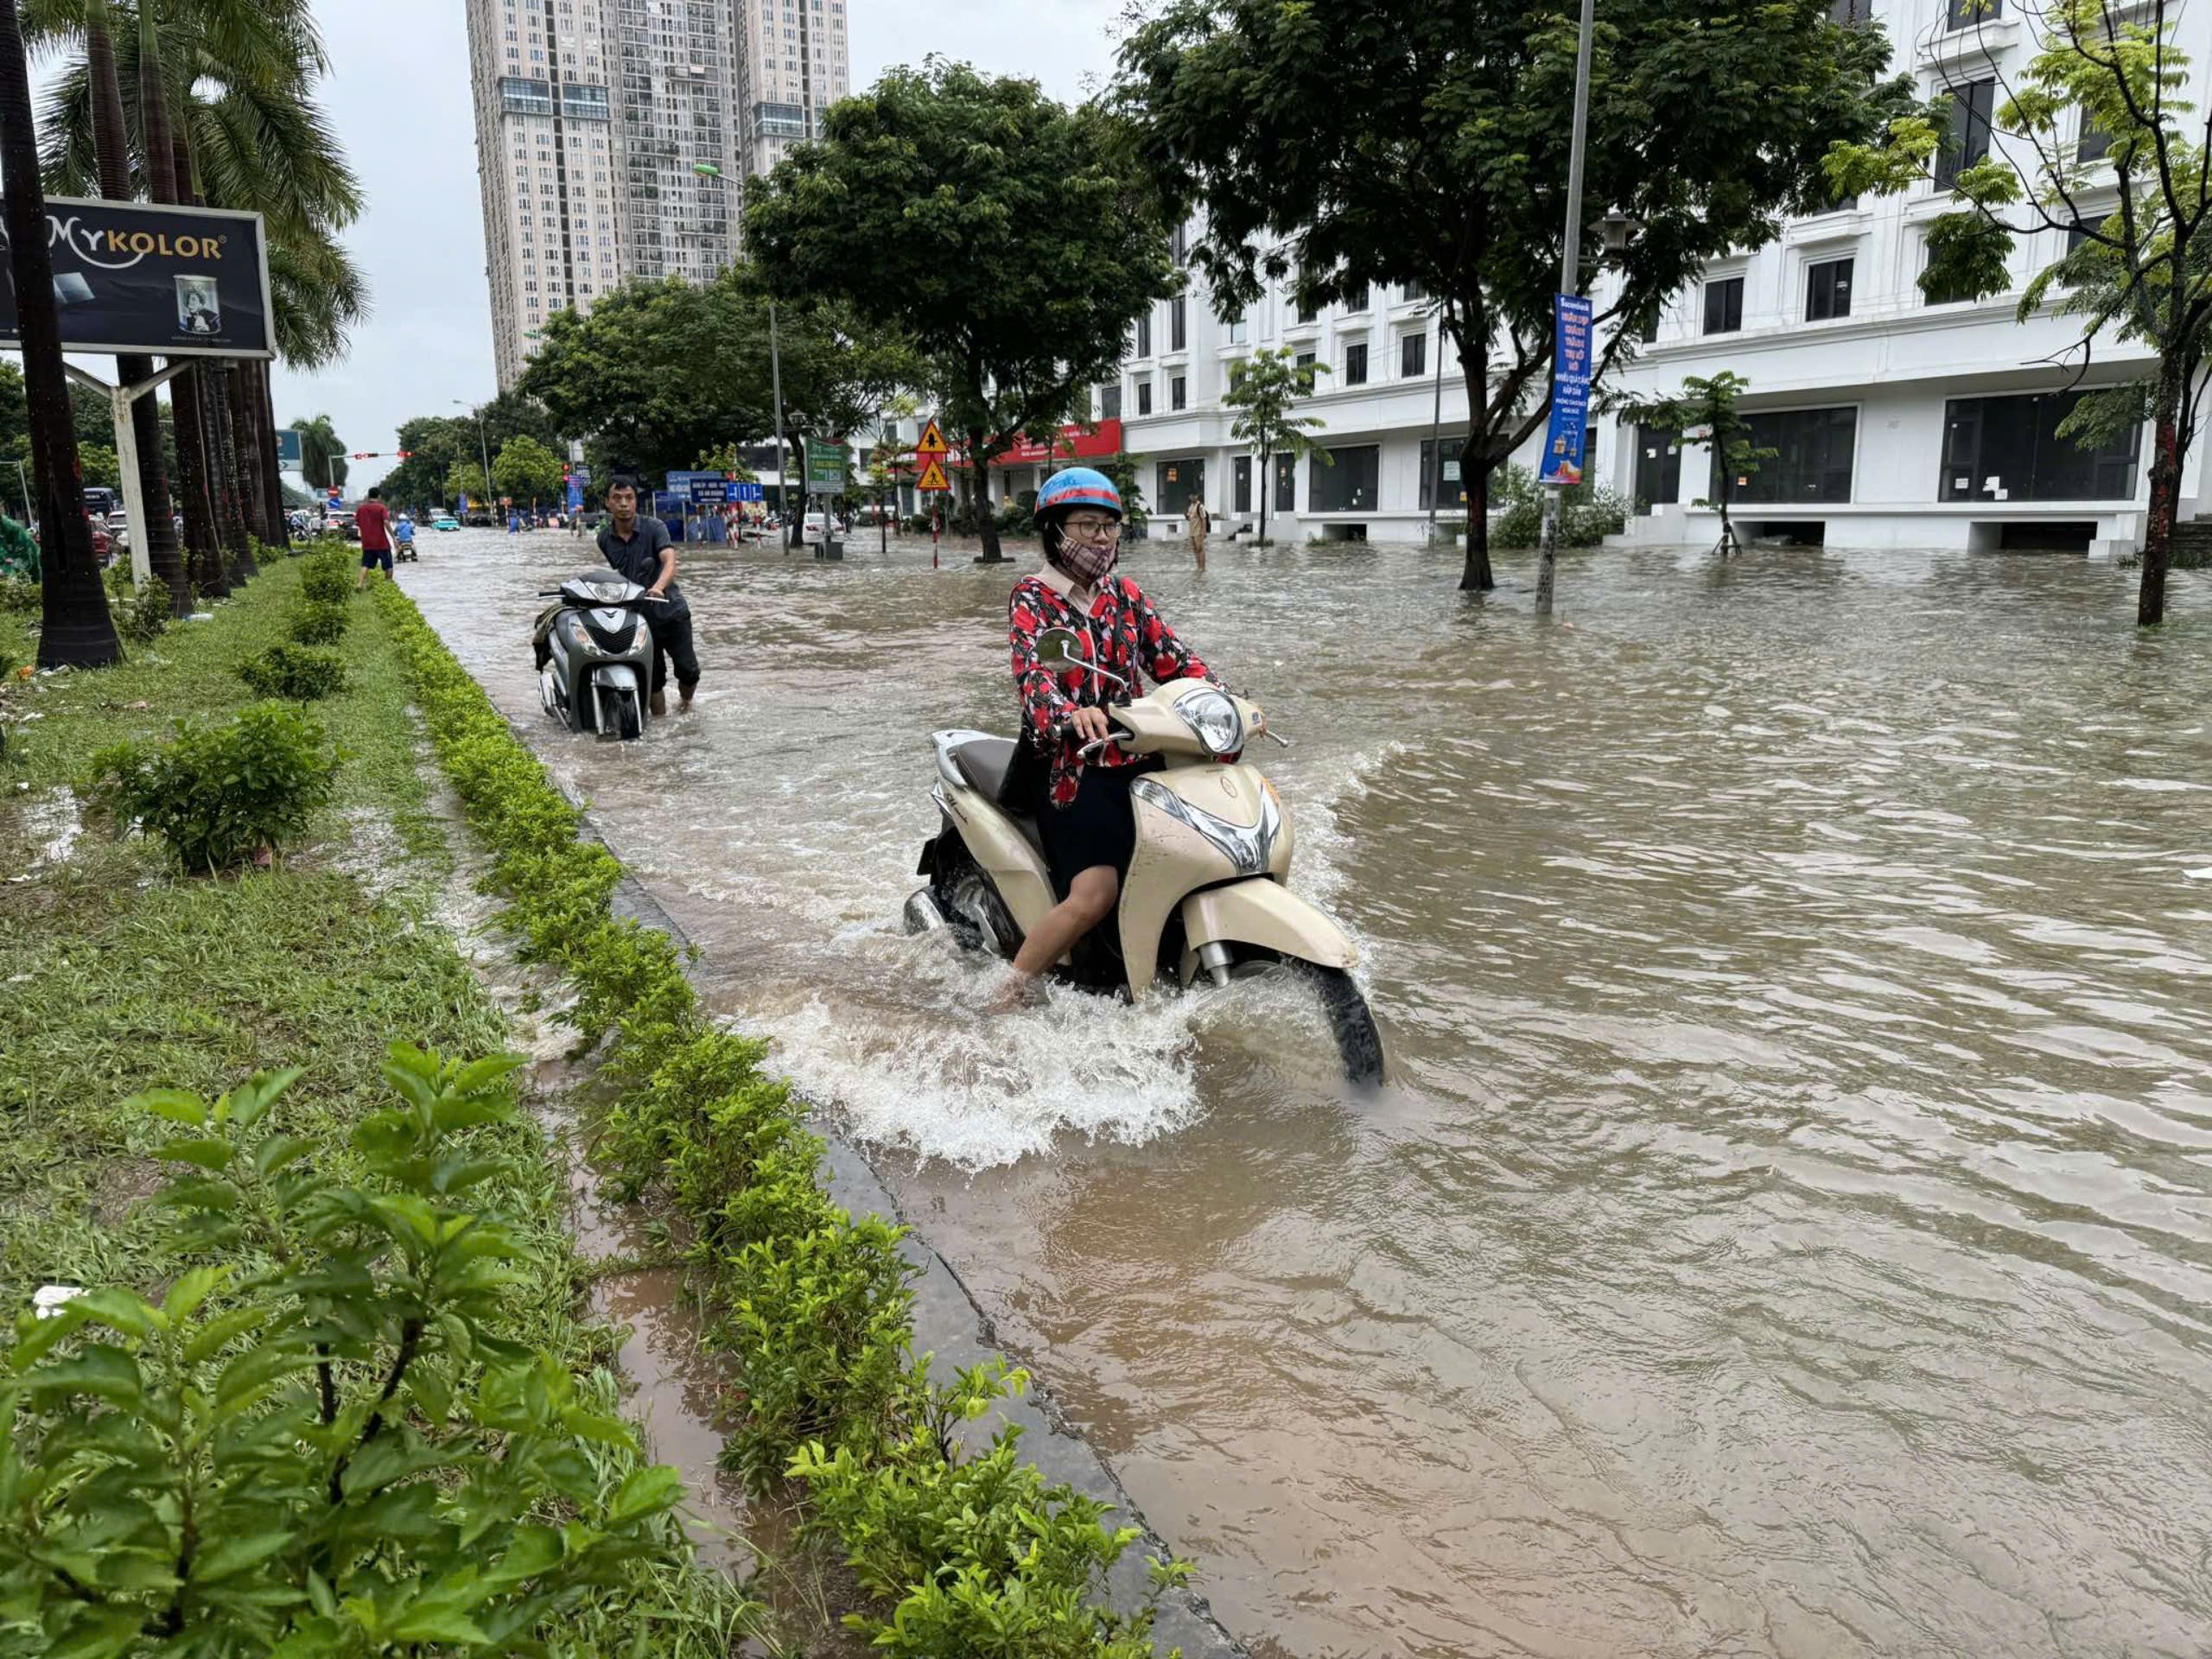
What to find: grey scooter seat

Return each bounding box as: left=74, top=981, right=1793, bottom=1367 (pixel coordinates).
left=950, top=737, right=1045, bottom=855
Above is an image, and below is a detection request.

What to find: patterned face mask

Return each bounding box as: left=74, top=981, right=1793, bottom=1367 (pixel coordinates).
left=1055, top=535, right=1120, bottom=586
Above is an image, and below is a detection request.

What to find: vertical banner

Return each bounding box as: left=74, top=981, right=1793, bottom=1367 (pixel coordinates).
left=1539, top=294, right=1593, bottom=486
left=565, top=475, right=583, bottom=513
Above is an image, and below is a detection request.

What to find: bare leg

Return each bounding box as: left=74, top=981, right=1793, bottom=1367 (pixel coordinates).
left=998, top=864, right=1120, bottom=1001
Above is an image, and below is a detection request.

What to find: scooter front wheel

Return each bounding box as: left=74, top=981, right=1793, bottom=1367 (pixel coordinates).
left=1294, top=963, right=1385, bottom=1087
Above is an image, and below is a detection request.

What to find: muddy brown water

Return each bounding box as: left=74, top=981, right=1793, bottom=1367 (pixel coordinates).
left=405, top=531, right=2212, bottom=1657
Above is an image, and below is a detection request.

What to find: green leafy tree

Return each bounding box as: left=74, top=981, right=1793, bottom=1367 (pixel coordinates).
left=445, top=461, right=488, bottom=507
left=1117, top=0, right=1908, bottom=591
left=294, top=412, right=346, bottom=493
left=1619, top=371, right=1775, bottom=556
left=746, top=60, right=1176, bottom=563
left=77, top=441, right=120, bottom=493
left=1223, top=346, right=1330, bottom=546
left=1826, top=0, right=2204, bottom=626
left=493, top=435, right=564, bottom=506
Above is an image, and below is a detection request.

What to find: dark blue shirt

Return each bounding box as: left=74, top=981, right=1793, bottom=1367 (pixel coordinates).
left=596, top=516, right=689, bottom=620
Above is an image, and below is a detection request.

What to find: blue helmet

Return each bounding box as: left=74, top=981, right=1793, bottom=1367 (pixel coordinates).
left=1036, top=467, right=1122, bottom=520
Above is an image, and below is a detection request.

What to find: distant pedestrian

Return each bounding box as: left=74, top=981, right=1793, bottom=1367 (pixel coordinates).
left=1187, top=493, right=1211, bottom=571
left=353, top=488, right=395, bottom=590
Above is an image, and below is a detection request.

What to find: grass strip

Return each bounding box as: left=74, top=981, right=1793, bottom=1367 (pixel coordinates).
left=372, top=580, right=1196, bottom=1656
left=0, top=558, right=760, bottom=1657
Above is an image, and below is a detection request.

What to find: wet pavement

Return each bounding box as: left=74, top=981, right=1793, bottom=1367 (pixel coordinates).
left=405, top=529, right=2212, bottom=1658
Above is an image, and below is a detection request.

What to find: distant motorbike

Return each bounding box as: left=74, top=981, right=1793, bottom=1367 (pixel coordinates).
left=394, top=529, right=418, bottom=563
left=532, top=571, right=660, bottom=740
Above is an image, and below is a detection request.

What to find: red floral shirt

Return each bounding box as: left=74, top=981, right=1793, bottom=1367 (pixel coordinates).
left=1008, top=572, right=1211, bottom=807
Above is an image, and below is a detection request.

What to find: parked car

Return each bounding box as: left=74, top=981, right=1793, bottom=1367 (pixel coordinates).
left=431, top=513, right=460, bottom=532
left=91, top=524, right=111, bottom=565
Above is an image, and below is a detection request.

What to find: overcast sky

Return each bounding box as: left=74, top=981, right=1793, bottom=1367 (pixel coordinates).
left=264, top=0, right=1125, bottom=491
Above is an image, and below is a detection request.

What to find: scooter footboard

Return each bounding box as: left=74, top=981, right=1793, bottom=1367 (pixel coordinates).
left=1177, top=881, right=1357, bottom=988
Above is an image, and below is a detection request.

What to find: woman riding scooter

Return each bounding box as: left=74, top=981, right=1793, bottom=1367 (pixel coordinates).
left=998, top=467, right=1215, bottom=1007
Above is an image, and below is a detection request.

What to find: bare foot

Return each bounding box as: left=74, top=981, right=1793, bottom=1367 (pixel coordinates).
left=987, top=971, right=1046, bottom=1014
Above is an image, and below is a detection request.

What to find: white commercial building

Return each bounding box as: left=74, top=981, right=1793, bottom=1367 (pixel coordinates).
left=470, top=0, right=851, bottom=391
left=1598, top=0, right=2210, bottom=559
left=466, top=0, right=625, bottom=391
left=1109, top=238, right=1475, bottom=543
left=1109, top=0, right=2206, bottom=555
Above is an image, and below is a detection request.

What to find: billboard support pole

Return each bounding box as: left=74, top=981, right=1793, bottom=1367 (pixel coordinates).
left=67, top=358, right=186, bottom=586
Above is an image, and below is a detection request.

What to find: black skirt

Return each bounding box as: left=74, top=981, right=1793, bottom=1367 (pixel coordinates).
left=1039, top=760, right=1157, bottom=899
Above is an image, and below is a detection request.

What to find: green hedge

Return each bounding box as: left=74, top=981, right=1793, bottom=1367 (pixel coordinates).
left=370, top=583, right=1191, bottom=1657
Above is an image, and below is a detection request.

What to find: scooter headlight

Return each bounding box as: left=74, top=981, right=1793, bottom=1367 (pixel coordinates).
left=1179, top=687, right=1244, bottom=756
left=1130, top=777, right=1281, bottom=876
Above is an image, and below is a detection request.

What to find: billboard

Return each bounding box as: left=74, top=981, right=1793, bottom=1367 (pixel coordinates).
left=0, top=196, right=273, bottom=359
left=275, top=428, right=302, bottom=467
left=804, top=440, right=845, bottom=492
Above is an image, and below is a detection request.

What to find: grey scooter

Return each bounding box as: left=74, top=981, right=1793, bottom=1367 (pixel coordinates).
left=532, top=572, right=661, bottom=740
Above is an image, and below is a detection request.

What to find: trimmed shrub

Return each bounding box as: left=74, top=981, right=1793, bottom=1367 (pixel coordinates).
left=238, top=641, right=347, bottom=702
left=289, top=598, right=350, bottom=645
left=0, top=578, right=39, bottom=613
left=298, top=551, right=354, bottom=605
left=83, top=700, right=341, bottom=872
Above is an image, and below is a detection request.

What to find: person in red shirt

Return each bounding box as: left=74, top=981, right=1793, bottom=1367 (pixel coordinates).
left=999, top=467, right=1212, bottom=1003
left=353, top=488, right=395, bottom=589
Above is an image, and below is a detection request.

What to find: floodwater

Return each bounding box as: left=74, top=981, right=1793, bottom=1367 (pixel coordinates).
left=406, top=529, right=2212, bottom=1658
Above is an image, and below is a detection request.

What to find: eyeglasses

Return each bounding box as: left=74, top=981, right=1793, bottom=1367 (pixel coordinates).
left=1063, top=518, right=1122, bottom=542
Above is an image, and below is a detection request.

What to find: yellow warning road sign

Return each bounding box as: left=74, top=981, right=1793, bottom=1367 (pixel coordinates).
left=916, top=457, right=950, bottom=493
left=917, top=418, right=948, bottom=457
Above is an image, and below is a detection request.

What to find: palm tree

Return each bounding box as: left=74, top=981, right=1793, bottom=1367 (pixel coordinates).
left=22, top=0, right=188, bottom=609
left=31, top=0, right=364, bottom=572
left=0, top=0, right=119, bottom=665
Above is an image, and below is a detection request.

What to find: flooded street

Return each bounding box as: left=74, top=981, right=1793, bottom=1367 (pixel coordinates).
left=406, top=529, right=2212, bottom=1657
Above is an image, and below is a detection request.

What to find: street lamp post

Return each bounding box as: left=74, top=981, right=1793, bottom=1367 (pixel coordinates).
left=452, top=398, right=492, bottom=518
left=1424, top=299, right=1446, bottom=544
left=1534, top=0, right=1598, bottom=619
left=693, top=160, right=792, bottom=548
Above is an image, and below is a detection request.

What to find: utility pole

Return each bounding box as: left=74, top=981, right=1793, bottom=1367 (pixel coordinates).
left=451, top=399, right=492, bottom=515
left=1424, top=301, right=1446, bottom=543
left=695, top=158, right=791, bottom=549
left=1535, top=0, right=1597, bottom=618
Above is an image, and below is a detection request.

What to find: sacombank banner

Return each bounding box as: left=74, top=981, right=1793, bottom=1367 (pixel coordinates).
left=0, top=196, right=273, bottom=359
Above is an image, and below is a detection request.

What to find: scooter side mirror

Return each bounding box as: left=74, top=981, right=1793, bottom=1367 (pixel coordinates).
left=1034, top=628, right=1084, bottom=669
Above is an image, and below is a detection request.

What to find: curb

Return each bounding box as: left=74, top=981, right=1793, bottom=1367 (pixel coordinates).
left=544, top=774, right=1249, bottom=1659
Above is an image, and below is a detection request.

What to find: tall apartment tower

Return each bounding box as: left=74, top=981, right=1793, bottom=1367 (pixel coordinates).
left=465, top=0, right=624, bottom=391
left=607, top=0, right=741, bottom=281
left=733, top=0, right=851, bottom=182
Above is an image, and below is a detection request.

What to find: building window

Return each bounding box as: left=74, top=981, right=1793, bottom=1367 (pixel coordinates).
left=1716, top=407, right=1857, bottom=503
left=1402, top=279, right=1425, bottom=301
left=1295, top=350, right=1316, bottom=372
left=1172, top=223, right=1189, bottom=266
left=1170, top=375, right=1186, bottom=410
left=1296, top=291, right=1318, bottom=324
left=1345, top=283, right=1370, bottom=313
left=1274, top=453, right=1296, bottom=512
left=1225, top=312, right=1248, bottom=344
left=1401, top=332, right=1427, bottom=378
left=1703, top=276, right=1745, bottom=334
left=1100, top=383, right=1122, bottom=420
left=1946, top=0, right=1999, bottom=26
left=1309, top=444, right=1378, bottom=512
left=1940, top=391, right=2139, bottom=500
left=1170, top=297, right=1186, bottom=352
left=1344, top=341, right=1368, bottom=385
left=1828, top=0, right=1872, bottom=22
left=1418, top=437, right=1468, bottom=511
left=1234, top=455, right=1252, bottom=512
left=1136, top=311, right=1151, bottom=356
left=1155, top=457, right=1204, bottom=509
left=1136, top=381, right=1153, bottom=416
left=2077, top=113, right=2112, bottom=163
left=1806, top=257, right=1853, bottom=321
left=1936, top=79, right=1996, bottom=188
left=1922, top=238, right=1982, bottom=304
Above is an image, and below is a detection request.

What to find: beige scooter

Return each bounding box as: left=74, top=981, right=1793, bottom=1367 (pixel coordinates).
left=904, top=628, right=1382, bottom=1082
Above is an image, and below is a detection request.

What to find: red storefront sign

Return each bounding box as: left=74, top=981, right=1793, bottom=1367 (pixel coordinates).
left=948, top=418, right=1123, bottom=469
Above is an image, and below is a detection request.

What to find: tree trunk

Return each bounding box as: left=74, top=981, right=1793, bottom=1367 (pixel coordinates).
left=971, top=430, right=1004, bottom=563
left=1460, top=438, right=1496, bottom=593
left=84, top=0, right=188, bottom=613
left=0, top=0, right=118, bottom=666
left=2140, top=372, right=2183, bottom=626
left=1259, top=444, right=1271, bottom=546
left=224, top=364, right=269, bottom=557
left=1457, top=331, right=1494, bottom=591
left=251, top=363, right=289, bottom=547
left=168, top=122, right=254, bottom=586
left=139, top=15, right=223, bottom=597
